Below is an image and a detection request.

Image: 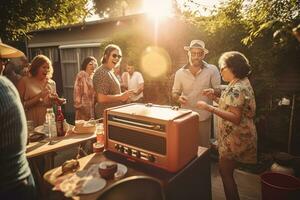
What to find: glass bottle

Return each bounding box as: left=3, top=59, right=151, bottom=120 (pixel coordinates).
left=96, top=123, right=104, bottom=145
left=56, top=106, right=65, bottom=137
left=46, top=108, right=57, bottom=139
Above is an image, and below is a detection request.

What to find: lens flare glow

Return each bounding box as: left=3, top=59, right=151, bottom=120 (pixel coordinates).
left=142, top=0, right=172, bottom=19
left=140, top=46, right=171, bottom=78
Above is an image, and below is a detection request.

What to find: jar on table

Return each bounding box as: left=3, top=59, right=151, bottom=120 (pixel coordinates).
left=96, top=123, right=104, bottom=145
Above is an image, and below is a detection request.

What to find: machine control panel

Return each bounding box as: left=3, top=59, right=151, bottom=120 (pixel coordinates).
left=114, top=144, right=156, bottom=162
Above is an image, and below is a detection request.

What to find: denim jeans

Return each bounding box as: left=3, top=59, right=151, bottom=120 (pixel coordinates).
left=0, top=174, right=37, bottom=200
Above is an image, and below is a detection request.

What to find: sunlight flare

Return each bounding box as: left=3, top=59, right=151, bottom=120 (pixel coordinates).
left=142, top=0, right=173, bottom=20
left=140, top=46, right=171, bottom=78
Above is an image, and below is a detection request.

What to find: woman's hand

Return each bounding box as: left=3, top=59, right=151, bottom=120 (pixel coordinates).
left=196, top=100, right=209, bottom=111
left=40, top=87, right=51, bottom=99
left=120, top=90, right=134, bottom=102
left=49, top=93, right=66, bottom=105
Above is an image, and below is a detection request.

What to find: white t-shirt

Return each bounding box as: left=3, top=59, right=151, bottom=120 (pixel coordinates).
left=122, top=71, right=144, bottom=102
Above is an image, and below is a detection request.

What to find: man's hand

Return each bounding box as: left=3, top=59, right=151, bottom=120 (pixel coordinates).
left=202, top=88, right=216, bottom=100
left=178, top=95, right=188, bottom=105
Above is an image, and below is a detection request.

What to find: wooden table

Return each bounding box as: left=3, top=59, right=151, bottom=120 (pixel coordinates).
left=44, top=147, right=211, bottom=200
left=26, top=131, right=96, bottom=198
left=26, top=132, right=96, bottom=159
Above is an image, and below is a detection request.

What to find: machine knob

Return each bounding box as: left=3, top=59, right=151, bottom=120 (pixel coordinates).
left=136, top=151, right=141, bottom=158
left=154, top=125, right=161, bottom=130
left=115, top=144, right=120, bottom=151
left=127, top=148, right=132, bottom=155
left=148, top=155, right=155, bottom=162
left=119, top=146, right=125, bottom=153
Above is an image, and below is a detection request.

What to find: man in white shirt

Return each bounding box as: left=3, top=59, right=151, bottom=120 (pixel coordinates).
left=172, top=40, right=221, bottom=147
left=122, top=63, right=144, bottom=103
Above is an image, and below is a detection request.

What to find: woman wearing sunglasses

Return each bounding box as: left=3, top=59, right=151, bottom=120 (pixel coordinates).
left=197, top=51, right=257, bottom=200
left=93, top=44, right=133, bottom=118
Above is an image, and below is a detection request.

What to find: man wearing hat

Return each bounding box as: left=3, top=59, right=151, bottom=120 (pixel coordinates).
left=172, top=40, right=221, bottom=148
left=0, top=41, right=37, bottom=199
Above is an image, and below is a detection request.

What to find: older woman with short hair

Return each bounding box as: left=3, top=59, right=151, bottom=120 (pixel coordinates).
left=197, top=51, right=257, bottom=200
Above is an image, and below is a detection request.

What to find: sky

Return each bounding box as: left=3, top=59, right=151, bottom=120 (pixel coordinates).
left=86, top=0, right=224, bottom=21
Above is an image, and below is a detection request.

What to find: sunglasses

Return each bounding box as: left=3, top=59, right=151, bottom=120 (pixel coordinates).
left=112, top=54, right=122, bottom=59
left=190, top=51, right=204, bottom=57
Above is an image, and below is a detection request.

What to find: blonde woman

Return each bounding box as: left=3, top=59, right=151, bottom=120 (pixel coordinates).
left=17, top=55, right=64, bottom=126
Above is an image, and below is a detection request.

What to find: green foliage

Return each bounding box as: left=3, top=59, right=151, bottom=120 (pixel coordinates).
left=99, top=26, right=151, bottom=70
left=242, top=0, right=299, bottom=46
left=0, top=0, right=90, bottom=41
left=183, top=0, right=300, bottom=121
left=93, top=0, right=142, bottom=18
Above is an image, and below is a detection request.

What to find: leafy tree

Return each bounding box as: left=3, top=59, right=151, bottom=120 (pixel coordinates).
left=183, top=0, right=300, bottom=152
left=0, top=0, right=91, bottom=41
left=242, top=0, right=300, bottom=46
left=93, top=0, right=142, bottom=18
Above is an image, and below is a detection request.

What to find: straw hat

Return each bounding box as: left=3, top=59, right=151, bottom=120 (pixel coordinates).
left=184, top=40, right=209, bottom=54
left=0, top=39, right=24, bottom=59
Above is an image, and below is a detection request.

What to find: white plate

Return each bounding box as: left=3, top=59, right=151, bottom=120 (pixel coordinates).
left=80, top=177, right=106, bottom=194
left=116, top=163, right=128, bottom=177
left=34, top=125, right=48, bottom=134
left=72, top=127, right=95, bottom=134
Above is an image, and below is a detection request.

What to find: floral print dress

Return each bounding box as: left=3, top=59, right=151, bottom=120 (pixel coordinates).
left=217, top=78, right=257, bottom=164
left=73, top=71, right=95, bottom=120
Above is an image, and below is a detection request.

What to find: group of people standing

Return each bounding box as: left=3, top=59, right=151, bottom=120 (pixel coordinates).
left=76, top=40, right=258, bottom=200
left=74, top=44, right=145, bottom=120
left=1, top=38, right=257, bottom=200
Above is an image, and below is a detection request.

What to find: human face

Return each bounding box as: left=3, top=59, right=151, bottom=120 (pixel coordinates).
left=107, top=49, right=122, bottom=69
left=86, top=60, right=97, bottom=76
left=126, top=65, right=134, bottom=75
left=188, top=48, right=205, bottom=67
left=219, top=65, right=234, bottom=82
left=37, top=62, right=50, bottom=80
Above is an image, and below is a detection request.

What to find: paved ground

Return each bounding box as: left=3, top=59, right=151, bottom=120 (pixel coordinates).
left=211, top=161, right=262, bottom=200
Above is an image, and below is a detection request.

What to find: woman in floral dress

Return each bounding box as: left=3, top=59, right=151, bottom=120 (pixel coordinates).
left=197, top=51, right=257, bottom=200
left=73, top=56, right=97, bottom=120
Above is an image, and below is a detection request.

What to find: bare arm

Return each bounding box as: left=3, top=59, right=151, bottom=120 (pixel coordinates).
left=135, top=83, right=144, bottom=95
left=197, top=101, right=242, bottom=125
left=210, top=105, right=242, bottom=125
left=96, top=90, right=134, bottom=103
